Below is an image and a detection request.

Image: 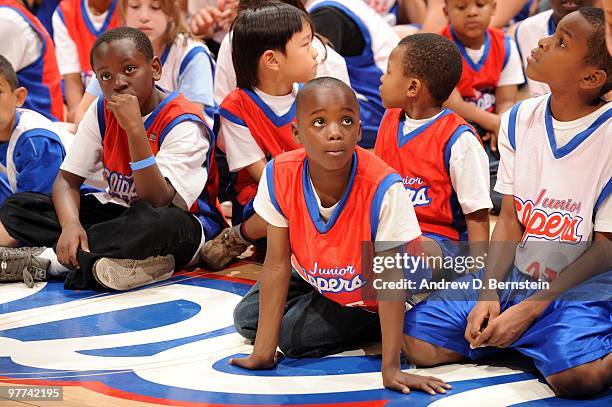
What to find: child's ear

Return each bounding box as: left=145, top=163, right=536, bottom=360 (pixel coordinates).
left=14, top=87, right=27, bottom=107
left=291, top=122, right=303, bottom=144
left=443, top=4, right=449, bottom=21
left=357, top=120, right=362, bottom=143
left=262, top=50, right=280, bottom=72
left=580, top=68, right=607, bottom=93
left=406, top=78, right=421, bottom=98
left=151, top=56, right=162, bottom=81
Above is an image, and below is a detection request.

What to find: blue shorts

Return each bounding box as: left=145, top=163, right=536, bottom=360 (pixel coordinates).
left=404, top=268, right=612, bottom=377
left=423, top=233, right=464, bottom=259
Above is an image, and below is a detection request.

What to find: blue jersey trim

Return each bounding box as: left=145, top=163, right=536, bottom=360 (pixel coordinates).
left=264, top=159, right=286, bottom=219
left=242, top=88, right=297, bottom=128
left=444, top=125, right=476, bottom=173
left=370, top=173, right=402, bottom=241
left=593, top=178, right=612, bottom=221
left=507, top=101, right=523, bottom=151
left=158, top=114, right=205, bottom=146
left=56, top=6, right=65, bottom=24
left=143, top=91, right=179, bottom=131
left=81, top=0, right=118, bottom=37
left=451, top=27, right=491, bottom=72
left=179, top=47, right=208, bottom=77
left=160, top=45, right=171, bottom=66
left=544, top=97, right=612, bottom=159
left=96, top=97, right=106, bottom=138
left=302, top=152, right=357, bottom=234
left=502, top=35, right=511, bottom=69
left=397, top=109, right=452, bottom=148
left=217, top=107, right=247, bottom=127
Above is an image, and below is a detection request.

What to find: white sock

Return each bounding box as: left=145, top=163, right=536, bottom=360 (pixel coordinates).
left=38, top=248, right=71, bottom=278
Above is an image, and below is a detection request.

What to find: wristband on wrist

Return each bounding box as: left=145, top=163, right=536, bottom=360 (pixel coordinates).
left=130, top=155, right=156, bottom=171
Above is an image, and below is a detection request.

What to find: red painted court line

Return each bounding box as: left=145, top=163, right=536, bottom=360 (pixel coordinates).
left=174, top=268, right=257, bottom=286
left=0, top=376, right=386, bottom=407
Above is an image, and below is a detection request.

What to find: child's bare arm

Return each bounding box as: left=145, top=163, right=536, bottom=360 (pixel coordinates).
left=246, top=159, right=268, bottom=183
left=106, top=94, right=176, bottom=207
left=63, top=73, right=85, bottom=122
left=444, top=89, right=500, bottom=133
left=466, top=208, right=490, bottom=244
left=495, top=85, right=518, bottom=115
left=52, top=170, right=87, bottom=269
left=230, top=224, right=291, bottom=369
left=378, top=245, right=450, bottom=394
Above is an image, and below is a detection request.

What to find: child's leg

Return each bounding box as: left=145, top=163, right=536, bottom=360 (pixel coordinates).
left=66, top=202, right=203, bottom=290
left=233, top=270, right=316, bottom=341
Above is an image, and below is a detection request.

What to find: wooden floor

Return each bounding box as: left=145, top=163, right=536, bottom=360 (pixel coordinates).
left=0, top=259, right=609, bottom=407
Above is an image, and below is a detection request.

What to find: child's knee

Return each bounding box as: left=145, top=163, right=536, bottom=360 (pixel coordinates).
left=402, top=335, right=464, bottom=367
left=233, top=300, right=257, bottom=341
left=546, top=360, right=609, bottom=398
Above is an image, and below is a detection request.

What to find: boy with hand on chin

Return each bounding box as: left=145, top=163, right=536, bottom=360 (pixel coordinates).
left=0, top=27, right=224, bottom=290
left=230, top=77, right=450, bottom=395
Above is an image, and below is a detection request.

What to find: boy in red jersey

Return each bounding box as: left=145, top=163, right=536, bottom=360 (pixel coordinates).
left=230, top=77, right=451, bottom=395
left=0, top=27, right=224, bottom=290
left=376, top=34, right=491, bottom=267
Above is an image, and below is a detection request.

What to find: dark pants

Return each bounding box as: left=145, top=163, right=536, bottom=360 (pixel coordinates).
left=233, top=270, right=381, bottom=358
left=0, top=192, right=202, bottom=290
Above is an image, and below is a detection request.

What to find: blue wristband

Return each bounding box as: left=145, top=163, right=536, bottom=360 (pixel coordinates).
left=130, top=155, right=156, bottom=171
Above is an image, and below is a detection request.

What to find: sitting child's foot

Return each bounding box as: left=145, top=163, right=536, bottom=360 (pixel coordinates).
left=200, top=226, right=250, bottom=271
left=92, top=255, right=175, bottom=291
left=0, top=247, right=50, bottom=288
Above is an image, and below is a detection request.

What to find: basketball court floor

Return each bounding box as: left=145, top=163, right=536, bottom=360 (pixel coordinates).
left=1, top=261, right=610, bottom=406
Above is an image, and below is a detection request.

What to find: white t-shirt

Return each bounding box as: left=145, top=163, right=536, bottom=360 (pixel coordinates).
left=402, top=112, right=492, bottom=214
left=0, top=8, right=42, bottom=71
left=213, top=31, right=351, bottom=105
left=254, top=165, right=422, bottom=247
left=61, top=99, right=211, bottom=211
left=217, top=84, right=299, bottom=172
left=52, top=1, right=108, bottom=75
left=495, top=102, right=612, bottom=232
left=464, top=39, right=525, bottom=87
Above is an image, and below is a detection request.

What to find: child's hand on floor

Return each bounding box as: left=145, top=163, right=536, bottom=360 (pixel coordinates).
left=106, top=94, right=143, bottom=133
left=229, top=352, right=281, bottom=370
left=382, top=369, right=451, bottom=395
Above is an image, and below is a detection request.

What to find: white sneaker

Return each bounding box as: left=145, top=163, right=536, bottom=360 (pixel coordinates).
left=92, top=255, right=175, bottom=291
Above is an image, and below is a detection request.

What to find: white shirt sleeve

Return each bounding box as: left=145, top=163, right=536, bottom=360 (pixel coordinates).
left=493, top=111, right=515, bottom=195
left=217, top=117, right=265, bottom=172
left=60, top=101, right=104, bottom=179
left=498, top=39, right=525, bottom=87
left=155, top=121, right=210, bottom=209
left=312, top=37, right=351, bottom=86
left=213, top=33, right=236, bottom=106
left=52, top=9, right=82, bottom=75
left=594, top=193, right=612, bottom=233
left=375, top=182, right=422, bottom=244
left=449, top=132, right=493, bottom=214
left=0, top=9, right=41, bottom=71
left=253, top=166, right=289, bottom=227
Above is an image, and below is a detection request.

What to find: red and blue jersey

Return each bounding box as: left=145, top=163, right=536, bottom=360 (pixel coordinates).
left=96, top=91, right=224, bottom=238
left=441, top=25, right=511, bottom=113
left=216, top=88, right=300, bottom=207
left=375, top=108, right=478, bottom=240
left=57, top=0, right=120, bottom=75
left=0, top=0, right=64, bottom=121
left=267, top=147, right=402, bottom=311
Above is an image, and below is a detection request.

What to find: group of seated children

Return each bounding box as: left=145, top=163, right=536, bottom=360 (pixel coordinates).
left=0, top=0, right=609, bottom=400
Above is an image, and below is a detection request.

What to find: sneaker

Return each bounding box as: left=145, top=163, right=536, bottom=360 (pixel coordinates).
left=0, top=247, right=50, bottom=288
left=200, top=226, right=250, bottom=271
left=92, top=255, right=175, bottom=291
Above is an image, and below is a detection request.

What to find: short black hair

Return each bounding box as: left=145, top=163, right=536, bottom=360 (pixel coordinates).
left=577, top=8, right=612, bottom=96
left=0, top=55, right=18, bottom=90
left=232, top=1, right=312, bottom=89
left=396, top=34, right=462, bottom=103
left=90, top=27, right=154, bottom=69
left=296, top=77, right=358, bottom=115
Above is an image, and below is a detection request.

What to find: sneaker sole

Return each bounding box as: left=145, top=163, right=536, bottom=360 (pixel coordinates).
left=93, top=255, right=175, bottom=291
